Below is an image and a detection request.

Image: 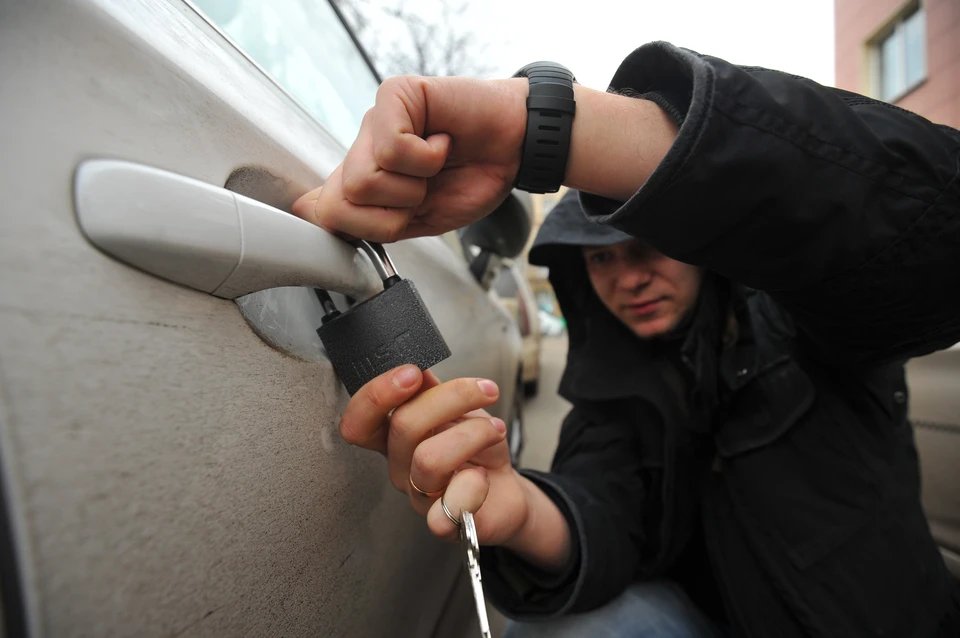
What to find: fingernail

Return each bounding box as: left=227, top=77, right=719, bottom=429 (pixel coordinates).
left=392, top=365, right=419, bottom=389
left=491, top=418, right=506, bottom=435
left=477, top=379, right=498, bottom=397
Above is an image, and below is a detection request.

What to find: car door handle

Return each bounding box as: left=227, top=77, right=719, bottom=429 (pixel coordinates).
left=73, top=159, right=381, bottom=299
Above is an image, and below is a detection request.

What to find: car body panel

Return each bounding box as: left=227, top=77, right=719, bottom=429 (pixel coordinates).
left=0, top=0, right=518, bottom=635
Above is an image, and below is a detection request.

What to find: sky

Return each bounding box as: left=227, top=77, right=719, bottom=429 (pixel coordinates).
left=464, top=0, right=836, bottom=89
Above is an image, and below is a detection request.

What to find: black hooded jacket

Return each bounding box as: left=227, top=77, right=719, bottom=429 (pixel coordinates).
left=479, top=42, right=960, bottom=637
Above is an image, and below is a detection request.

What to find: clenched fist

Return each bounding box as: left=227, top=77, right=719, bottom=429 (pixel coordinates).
left=293, top=76, right=528, bottom=242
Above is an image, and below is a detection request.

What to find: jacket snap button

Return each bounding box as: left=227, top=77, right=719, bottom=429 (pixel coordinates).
left=736, top=368, right=749, bottom=378
left=893, top=391, right=906, bottom=404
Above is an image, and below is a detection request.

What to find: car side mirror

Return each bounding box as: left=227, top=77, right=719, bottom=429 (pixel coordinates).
left=461, top=191, right=533, bottom=289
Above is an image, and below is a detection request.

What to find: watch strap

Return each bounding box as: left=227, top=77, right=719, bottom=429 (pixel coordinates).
left=512, top=62, right=576, bottom=194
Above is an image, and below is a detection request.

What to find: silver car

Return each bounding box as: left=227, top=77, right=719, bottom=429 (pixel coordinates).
left=0, top=1, right=525, bottom=635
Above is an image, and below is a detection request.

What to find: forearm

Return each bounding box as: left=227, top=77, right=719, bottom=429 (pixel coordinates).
left=565, top=84, right=678, bottom=202
left=500, top=474, right=572, bottom=574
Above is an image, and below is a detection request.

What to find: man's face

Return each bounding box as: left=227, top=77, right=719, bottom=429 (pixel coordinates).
left=583, top=239, right=703, bottom=339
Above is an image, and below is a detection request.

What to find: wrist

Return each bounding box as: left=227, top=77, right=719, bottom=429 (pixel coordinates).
left=501, top=473, right=572, bottom=574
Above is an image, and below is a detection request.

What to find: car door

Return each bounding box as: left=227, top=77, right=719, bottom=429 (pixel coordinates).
left=907, top=344, right=960, bottom=579
left=0, top=1, right=520, bottom=636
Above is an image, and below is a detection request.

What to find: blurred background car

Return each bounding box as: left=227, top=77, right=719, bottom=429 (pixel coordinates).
left=537, top=310, right=566, bottom=338
left=494, top=263, right=542, bottom=399
left=0, top=1, right=529, bottom=636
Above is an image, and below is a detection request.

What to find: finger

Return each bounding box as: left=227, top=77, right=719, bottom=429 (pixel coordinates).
left=407, top=416, right=506, bottom=513
left=427, top=467, right=490, bottom=542
left=292, top=186, right=322, bottom=219
left=342, top=167, right=427, bottom=209
left=341, top=118, right=430, bottom=208
left=373, top=77, right=450, bottom=178
left=387, top=377, right=500, bottom=490
left=339, top=365, right=423, bottom=454
left=293, top=165, right=413, bottom=242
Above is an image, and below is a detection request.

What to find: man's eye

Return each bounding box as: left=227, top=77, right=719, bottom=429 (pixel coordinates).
left=588, top=251, right=612, bottom=265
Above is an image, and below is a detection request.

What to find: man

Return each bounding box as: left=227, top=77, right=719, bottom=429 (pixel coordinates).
left=489, top=188, right=730, bottom=636
left=293, top=41, right=960, bottom=636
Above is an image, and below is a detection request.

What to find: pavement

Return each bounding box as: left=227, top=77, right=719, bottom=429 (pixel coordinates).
left=517, top=336, right=572, bottom=473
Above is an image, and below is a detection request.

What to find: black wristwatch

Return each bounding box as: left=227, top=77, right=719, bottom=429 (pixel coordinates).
left=512, top=62, right=576, bottom=194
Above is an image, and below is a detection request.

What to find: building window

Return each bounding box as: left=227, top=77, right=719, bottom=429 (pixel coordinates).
left=875, top=3, right=926, bottom=102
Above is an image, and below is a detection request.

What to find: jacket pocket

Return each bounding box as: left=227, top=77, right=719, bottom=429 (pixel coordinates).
left=715, top=357, right=815, bottom=457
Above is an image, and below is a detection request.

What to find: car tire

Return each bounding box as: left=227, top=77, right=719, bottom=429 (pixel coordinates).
left=523, top=378, right=539, bottom=398
left=508, top=379, right=525, bottom=467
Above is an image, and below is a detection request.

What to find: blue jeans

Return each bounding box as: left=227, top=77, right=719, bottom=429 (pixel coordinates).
left=503, top=580, right=725, bottom=638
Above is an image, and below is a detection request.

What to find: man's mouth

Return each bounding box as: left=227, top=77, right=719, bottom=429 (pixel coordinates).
left=623, top=298, right=664, bottom=316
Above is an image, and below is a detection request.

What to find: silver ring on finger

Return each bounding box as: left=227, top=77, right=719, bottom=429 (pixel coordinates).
left=440, top=494, right=461, bottom=528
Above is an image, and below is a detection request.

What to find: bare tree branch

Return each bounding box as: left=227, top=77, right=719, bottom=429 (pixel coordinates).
left=334, top=0, right=493, bottom=78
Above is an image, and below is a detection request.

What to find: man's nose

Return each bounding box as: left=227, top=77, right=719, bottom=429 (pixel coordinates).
left=616, top=265, right=653, bottom=291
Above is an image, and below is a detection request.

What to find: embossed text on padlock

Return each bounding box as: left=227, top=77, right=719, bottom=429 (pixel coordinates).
left=316, top=242, right=452, bottom=396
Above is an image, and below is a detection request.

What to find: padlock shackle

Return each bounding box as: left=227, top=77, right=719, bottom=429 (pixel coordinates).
left=357, top=241, right=400, bottom=282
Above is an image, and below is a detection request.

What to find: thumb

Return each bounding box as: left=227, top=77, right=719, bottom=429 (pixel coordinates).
left=424, top=132, right=451, bottom=165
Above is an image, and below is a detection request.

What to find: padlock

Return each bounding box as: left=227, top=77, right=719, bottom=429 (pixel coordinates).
left=316, top=241, right=451, bottom=396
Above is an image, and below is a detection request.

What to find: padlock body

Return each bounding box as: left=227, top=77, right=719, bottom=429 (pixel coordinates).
left=317, top=279, right=452, bottom=395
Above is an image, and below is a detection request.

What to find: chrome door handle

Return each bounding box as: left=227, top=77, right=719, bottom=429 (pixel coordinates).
left=73, top=159, right=381, bottom=299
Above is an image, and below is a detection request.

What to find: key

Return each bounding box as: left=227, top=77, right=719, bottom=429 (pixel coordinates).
left=460, top=510, right=491, bottom=638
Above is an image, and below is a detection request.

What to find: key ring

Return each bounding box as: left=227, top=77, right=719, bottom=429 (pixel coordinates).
left=441, top=495, right=462, bottom=528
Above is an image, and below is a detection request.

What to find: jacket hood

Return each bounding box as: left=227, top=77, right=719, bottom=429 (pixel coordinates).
left=529, top=190, right=633, bottom=265
left=528, top=189, right=727, bottom=409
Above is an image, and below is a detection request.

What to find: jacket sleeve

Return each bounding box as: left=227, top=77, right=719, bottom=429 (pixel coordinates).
left=480, top=403, right=652, bottom=619
left=580, top=42, right=960, bottom=366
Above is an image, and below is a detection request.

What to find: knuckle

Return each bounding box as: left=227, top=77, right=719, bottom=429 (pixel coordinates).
left=471, top=418, right=500, bottom=444
left=340, top=171, right=374, bottom=202
left=338, top=418, right=363, bottom=446
left=380, top=218, right=407, bottom=243
left=411, top=445, right=442, bottom=479
left=374, top=141, right=399, bottom=171
left=459, top=466, right=487, bottom=492
left=318, top=202, right=343, bottom=228
left=377, top=75, right=402, bottom=97
left=389, top=405, right=415, bottom=437
left=362, top=383, right=387, bottom=412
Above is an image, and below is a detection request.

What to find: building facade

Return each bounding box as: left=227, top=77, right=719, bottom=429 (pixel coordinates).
left=835, top=0, right=960, bottom=128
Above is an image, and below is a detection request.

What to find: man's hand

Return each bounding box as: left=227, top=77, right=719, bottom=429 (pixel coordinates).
left=341, top=365, right=573, bottom=572
left=293, top=76, right=528, bottom=243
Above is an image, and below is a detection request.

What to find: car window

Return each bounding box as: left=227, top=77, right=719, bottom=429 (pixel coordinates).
left=494, top=267, right=519, bottom=299
left=190, top=0, right=379, bottom=147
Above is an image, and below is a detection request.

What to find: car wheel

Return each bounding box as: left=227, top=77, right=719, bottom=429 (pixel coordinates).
left=523, top=377, right=539, bottom=398
left=508, top=380, right=525, bottom=467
